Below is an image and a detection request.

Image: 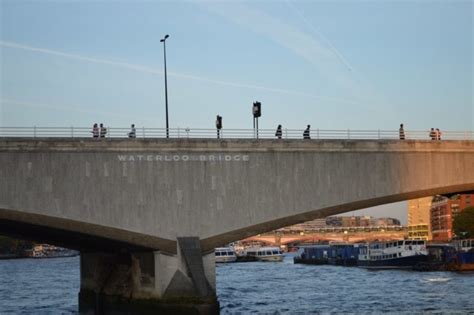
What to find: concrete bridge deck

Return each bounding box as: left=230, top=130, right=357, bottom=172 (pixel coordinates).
left=1, top=138, right=473, bottom=313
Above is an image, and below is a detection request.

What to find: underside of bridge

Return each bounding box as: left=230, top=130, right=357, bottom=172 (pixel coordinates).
left=200, top=183, right=474, bottom=252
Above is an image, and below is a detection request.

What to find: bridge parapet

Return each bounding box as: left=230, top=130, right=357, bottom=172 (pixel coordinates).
left=0, top=127, right=473, bottom=140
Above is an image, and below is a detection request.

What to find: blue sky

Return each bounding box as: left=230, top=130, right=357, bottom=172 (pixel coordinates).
left=1, top=0, right=473, bottom=223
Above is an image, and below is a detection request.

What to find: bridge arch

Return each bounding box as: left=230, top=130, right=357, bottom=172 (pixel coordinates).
left=1, top=139, right=473, bottom=252
left=201, top=183, right=474, bottom=251
left=0, top=207, right=176, bottom=253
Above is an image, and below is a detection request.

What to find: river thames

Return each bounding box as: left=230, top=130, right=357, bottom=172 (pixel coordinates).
left=1, top=254, right=473, bottom=314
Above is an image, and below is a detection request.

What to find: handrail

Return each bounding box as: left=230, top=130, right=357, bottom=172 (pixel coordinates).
left=0, top=126, right=472, bottom=140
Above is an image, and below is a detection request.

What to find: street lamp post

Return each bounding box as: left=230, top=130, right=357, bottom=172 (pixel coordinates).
left=160, top=34, right=170, bottom=138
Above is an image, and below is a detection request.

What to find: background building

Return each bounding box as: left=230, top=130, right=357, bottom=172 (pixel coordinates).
left=407, top=197, right=433, bottom=240
left=430, top=194, right=474, bottom=242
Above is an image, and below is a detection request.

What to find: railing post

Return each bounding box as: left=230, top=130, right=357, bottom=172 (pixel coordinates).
left=348, top=129, right=350, bottom=139
left=34, top=126, right=37, bottom=138
left=377, top=129, right=380, bottom=139
left=178, top=127, right=180, bottom=139
left=142, top=127, right=145, bottom=138
left=71, top=126, right=74, bottom=138
left=317, top=128, right=319, bottom=139
left=285, top=128, right=288, bottom=139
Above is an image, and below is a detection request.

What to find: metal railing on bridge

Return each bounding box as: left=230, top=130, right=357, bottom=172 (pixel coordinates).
left=0, top=126, right=473, bottom=140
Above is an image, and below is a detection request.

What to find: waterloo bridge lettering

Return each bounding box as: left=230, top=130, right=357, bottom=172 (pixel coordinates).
left=117, top=154, right=250, bottom=162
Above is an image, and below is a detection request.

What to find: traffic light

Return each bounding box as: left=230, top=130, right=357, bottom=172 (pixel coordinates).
left=253, top=102, right=261, bottom=118
left=216, top=115, right=222, bottom=130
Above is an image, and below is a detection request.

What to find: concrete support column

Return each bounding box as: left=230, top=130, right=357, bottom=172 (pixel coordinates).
left=79, top=237, right=219, bottom=314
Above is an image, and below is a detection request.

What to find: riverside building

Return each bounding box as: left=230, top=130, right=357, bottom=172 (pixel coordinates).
left=430, top=194, right=474, bottom=242
left=407, top=197, right=433, bottom=240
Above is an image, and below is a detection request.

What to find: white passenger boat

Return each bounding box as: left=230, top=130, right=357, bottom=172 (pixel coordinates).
left=358, top=240, right=428, bottom=269
left=215, top=247, right=237, bottom=263
left=244, top=246, right=284, bottom=262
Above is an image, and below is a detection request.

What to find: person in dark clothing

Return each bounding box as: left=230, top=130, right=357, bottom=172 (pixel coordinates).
left=399, top=123, right=405, bottom=140
left=303, top=125, right=311, bottom=139
left=275, top=124, right=282, bottom=139
left=216, top=115, right=222, bottom=139
left=128, top=124, right=136, bottom=138
left=429, top=128, right=435, bottom=140
left=436, top=128, right=442, bottom=140
left=100, top=123, right=107, bottom=138
left=91, top=123, right=99, bottom=138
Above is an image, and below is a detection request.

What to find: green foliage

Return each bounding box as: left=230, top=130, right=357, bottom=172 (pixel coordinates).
left=453, top=206, right=474, bottom=239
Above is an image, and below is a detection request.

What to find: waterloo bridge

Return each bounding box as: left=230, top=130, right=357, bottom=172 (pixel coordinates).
left=0, top=128, right=473, bottom=313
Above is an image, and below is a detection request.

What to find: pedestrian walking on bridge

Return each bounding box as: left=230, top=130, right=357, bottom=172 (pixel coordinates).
left=303, top=125, right=311, bottom=139
left=399, top=124, right=405, bottom=140
left=275, top=124, right=282, bottom=139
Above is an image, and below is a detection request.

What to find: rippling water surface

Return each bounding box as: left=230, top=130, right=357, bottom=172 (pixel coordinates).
left=1, top=254, right=473, bottom=314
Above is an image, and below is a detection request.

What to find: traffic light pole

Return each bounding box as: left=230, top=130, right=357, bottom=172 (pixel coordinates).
left=256, top=117, right=259, bottom=139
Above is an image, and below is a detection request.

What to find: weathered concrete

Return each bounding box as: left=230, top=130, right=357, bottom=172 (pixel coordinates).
left=1, top=138, right=473, bottom=251
left=79, top=244, right=218, bottom=314
left=1, top=138, right=474, bottom=311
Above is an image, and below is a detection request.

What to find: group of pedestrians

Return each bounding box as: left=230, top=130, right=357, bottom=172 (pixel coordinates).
left=91, top=123, right=107, bottom=138
left=429, top=128, right=442, bottom=140
left=274, top=124, right=312, bottom=139
left=91, top=123, right=136, bottom=138
left=399, top=124, right=442, bottom=140
left=92, top=122, right=443, bottom=140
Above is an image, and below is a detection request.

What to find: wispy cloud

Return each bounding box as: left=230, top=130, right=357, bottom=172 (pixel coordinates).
left=284, top=0, right=353, bottom=71
left=201, top=2, right=383, bottom=106
left=0, top=98, right=156, bottom=123
left=0, top=40, right=360, bottom=105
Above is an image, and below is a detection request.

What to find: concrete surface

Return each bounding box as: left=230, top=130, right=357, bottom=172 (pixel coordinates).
left=1, top=138, right=473, bottom=252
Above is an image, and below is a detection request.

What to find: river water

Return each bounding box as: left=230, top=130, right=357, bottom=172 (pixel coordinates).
left=1, top=254, right=473, bottom=314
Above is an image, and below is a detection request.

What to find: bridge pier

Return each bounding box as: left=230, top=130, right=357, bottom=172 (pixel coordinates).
left=78, top=237, right=219, bottom=314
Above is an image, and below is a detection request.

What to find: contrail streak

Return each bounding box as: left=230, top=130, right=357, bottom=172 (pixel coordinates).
left=285, top=0, right=353, bottom=71
left=0, top=40, right=361, bottom=105
left=0, top=98, right=156, bottom=122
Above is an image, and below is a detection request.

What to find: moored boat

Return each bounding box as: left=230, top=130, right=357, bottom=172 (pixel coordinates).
left=244, top=246, right=284, bottom=262
left=293, top=245, right=330, bottom=265
left=449, top=239, right=474, bottom=271
left=358, top=240, right=428, bottom=269
left=215, top=247, right=237, bottom=263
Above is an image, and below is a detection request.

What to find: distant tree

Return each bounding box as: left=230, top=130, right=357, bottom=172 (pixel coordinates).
left=453, top=206, right=474, bottom=239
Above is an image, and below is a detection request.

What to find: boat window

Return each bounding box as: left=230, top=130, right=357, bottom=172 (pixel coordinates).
left=266, top=251, right=272, bottom=255
left=406, top=241, right=412, bottom=245
left=272, top=250, right=279, bottom=255
left=399, top=253, right=402, bottom=257
left=215, top=252, right=221, bottom=256
left=398, top=241, right=403, bottom=246
left=227, top=252, right=234, bottom=256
